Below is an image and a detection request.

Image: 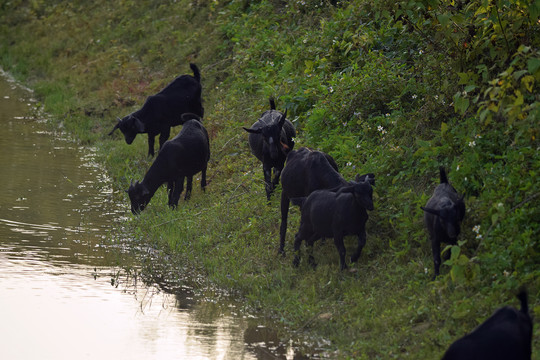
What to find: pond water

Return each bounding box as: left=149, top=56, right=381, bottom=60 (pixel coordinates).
left=0, top=74, right=319, bottom=359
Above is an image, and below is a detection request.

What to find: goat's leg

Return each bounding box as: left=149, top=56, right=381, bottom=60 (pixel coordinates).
left=158, top=127, right=171, bottom=151
left=271, top=165, right=283, bottom=189
left=306, top=234, right=318, bottom=269
left=431, top=236, right=442, bottom=278
left=333, top=234, right=348, bottom=270
left=200, top=166, right=207, bottom=191
left=184, top=176, right=193, bottom=200
left=278, top=193, right=290, bottom=255
left=263, top=164, right=273, bottom=201
left=148, top=134, right=155, bottom=157
left=168, top=178, right=184, bottom=208
left=351, top=230, right=367, bottom=263
left=292, top=230, right=305, bottom=267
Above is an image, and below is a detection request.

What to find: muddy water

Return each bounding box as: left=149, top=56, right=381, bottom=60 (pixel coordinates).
left=0, top=74, right=318, bottom=359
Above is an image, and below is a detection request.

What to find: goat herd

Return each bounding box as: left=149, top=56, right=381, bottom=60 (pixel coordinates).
left=108, top=64, right=533, bottom=359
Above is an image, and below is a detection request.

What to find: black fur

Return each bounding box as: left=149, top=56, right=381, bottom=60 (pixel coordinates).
left=421, top=167, right=466, bottom=277
left=243, top=98, right=296, bottom=200
left=442, top=289, right=533, bottom=360
left=127, top=114, right=210, bottom=214
left=292, top=177, right=374, bottom=270
left=110, top=64, right=204, bottom=157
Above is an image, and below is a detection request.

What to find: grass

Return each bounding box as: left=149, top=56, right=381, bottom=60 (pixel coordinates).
left=0, top=0, right=538, bottom=358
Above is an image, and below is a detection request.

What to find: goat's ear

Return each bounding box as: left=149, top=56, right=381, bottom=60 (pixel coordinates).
left=133, top=117, right=145, bottom=132
left=108, top=123, right=120, bottom=136
left=243, top=127, right=261, bottom=134
left=421, top=206, right=440, bottom=216
left=355, top=173, right=376, bottom=185
left=108, top=118, right=122, bottom=135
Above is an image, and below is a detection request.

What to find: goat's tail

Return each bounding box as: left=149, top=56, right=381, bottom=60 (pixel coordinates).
left=190, top=63, right=201, bottom=82
left=269, top=97, right=276, bottom=110
left=439, top=166, right=448, bottom=184
left=517, top=287, right=529, bottom=316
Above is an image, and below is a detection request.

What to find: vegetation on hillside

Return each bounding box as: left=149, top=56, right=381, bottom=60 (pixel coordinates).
left=1, top=0, right=538, bottom=358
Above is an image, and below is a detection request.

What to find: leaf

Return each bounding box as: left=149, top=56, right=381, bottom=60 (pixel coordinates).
left=527, top=58, right=540, bottom=75
left=441, top=122, right=448, bottom=135
left=453, top=92, right=470, bottom=115
left=521, top=75, right=535, bottom=93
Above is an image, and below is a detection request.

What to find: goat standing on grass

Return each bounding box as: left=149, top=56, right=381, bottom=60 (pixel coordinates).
left=109, top=63, right=204, bottom=157
left=421, top=166, right=466, bottom=278
left=127, top=113, right=210, bottom=214
left=292, top=175, right=375, bottom=270
left=243, top=98, right=296, bottom=201
left=279, top=147, right=374, bottom=255
left=442, top=289, right=533, bottom=360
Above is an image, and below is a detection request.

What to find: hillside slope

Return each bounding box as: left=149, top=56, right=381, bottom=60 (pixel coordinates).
left=1, top=0, right=538, bottom=358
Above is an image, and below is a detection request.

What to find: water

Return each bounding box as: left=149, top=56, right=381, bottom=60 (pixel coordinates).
left=0, top=74, right=317, bottom=359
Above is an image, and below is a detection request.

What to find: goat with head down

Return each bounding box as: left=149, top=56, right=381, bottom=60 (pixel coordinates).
left=279, top=147, right=374, bottom=255
left=442, top=289, right=532, bottom=360
left=109, top=63, right=204, bottom=157
left=421, top=166, right=465, bottom=278
left=291, top=175, right=375, bottom=270
left=127, top=113, right=210, bottom=214
left=243, top=98, right=296, bottom=200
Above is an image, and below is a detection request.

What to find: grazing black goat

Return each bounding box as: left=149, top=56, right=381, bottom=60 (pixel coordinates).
left=109, top=63, right=204, bottom=157
left=292, top=176, right=374, bottom=270
left=279, top=147, right=374, bottom=255
left=421, top=167, right=466, bottom=277
left=442, top=289, right=533, bottom=360
left=127, top=113, right=210, bottom=214
left=243, top=98, right=296, bottom=200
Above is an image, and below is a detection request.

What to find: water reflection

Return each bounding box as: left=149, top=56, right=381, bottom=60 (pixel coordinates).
left=0, top=72, right=320, bottom=360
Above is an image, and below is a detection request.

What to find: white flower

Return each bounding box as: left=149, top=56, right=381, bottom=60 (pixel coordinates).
left=356, top=144, right=361, bottom=149
left=329, top=86, right=334, bottom=93
left=424, top=267, right=428, bottom=274
left=419, top=50, right=424, bottom=55
left=468, top=141, right=476, bottom=147
left=456, top=164, right=460, bottom=171
left=385, top=113, right=390, bottom=117
left=503, top=270, right=510, bottom=277
left=435, top=95, right=439, bottom=100
left=473, top=225, right=481, bottom=233
left=346, top=162, right=352, bottom=167
left=412, top=94, right=418, bottom=99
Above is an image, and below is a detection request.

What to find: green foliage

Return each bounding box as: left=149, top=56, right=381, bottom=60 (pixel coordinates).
left=0, top=0, right=538, bottom=358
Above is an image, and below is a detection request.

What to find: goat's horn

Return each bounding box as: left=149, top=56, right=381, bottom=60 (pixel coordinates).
left=108, top=122, right=120, bottom=135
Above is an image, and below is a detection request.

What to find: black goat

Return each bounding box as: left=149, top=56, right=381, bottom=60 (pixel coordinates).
left=127, top=113, right=210, bottom=214
left=421, top=167, right=466, bottom=277
left=442, top=289, right=533, bottom=360
left=243, top=98, right=296, bottom=200
left=109, top=63, right=204, bottom=157
left=292, top=176, right=374, bottom=270
left=279, top=147, right=374, bottom=255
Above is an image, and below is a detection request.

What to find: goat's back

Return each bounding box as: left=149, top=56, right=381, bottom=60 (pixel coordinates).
left=158, top=120, right=209, bottom=172
left=281, top=147, right=346, bottom=199
left=302, top=190, right=367, bottom=238
left=442, top=305, right=532, bottom=360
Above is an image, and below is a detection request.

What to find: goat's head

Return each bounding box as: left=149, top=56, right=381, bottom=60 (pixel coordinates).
left=421, top=197, right=464, bottom=238
left=344, top=174, right=375, bottom=211
left=109, top=115, right=145, bottom=144
left=127, top=180, right=151, bottom=215
left=244, top=110, right=288, bottom=160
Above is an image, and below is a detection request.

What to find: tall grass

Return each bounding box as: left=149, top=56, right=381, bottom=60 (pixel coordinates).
left=1, top=0, right=538, bottom=358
